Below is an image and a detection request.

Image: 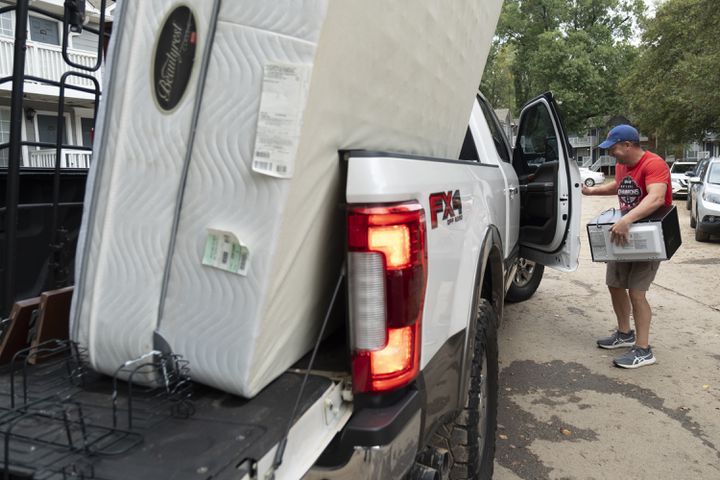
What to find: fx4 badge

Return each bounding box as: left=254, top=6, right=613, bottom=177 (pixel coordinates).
left=429, top=190, right=463, bottom=229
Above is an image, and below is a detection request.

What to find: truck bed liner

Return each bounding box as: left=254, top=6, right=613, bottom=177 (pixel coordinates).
left=0, top=343, right=332, bottom=480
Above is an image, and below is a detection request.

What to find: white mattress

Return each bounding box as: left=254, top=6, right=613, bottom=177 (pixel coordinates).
left=71, top=0, right=503, bottom=397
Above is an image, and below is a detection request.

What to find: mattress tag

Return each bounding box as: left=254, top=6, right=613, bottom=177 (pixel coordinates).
left=202, top=229, right=250, bottom=276
left=252, top=63, right=312, bottom=179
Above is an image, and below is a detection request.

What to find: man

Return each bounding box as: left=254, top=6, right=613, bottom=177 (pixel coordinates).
left=582, top=124, right=672, bottom=368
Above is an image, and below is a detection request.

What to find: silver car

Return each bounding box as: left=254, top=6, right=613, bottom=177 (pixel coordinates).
left=690, top=158, right=720, bottom=242
left=686, top=158, right=710, bottom=211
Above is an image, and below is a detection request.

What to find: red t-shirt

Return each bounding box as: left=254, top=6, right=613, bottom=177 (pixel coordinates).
left=615, top=151, right=672, bottom=213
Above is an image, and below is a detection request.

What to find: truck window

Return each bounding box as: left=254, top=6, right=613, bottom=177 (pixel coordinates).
left=515, top=104, right=558, bottom=173
left=459, top=127, right=480, bottom=161
left=477, top=97, right=511, bottom=164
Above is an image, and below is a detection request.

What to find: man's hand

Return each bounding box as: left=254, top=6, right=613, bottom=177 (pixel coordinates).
left=610, top=217, right=631, bottom=246
left=582, top=179, right=617, bottom=196
left=608, top=182, right=667, bottom=246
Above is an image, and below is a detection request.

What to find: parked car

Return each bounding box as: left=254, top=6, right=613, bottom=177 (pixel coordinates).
left=670, top=161, right=697, bottom=199
left=690, top=158, right=720, bottom=241
left=686, top=158, right=710, bottom=211
left=579, top=167, right=605, bottom=187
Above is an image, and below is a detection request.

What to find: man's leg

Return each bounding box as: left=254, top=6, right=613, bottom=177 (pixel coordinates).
left=598, top=262, right=636, bottom=349
left=608, top=286, right=632, bottom=333
left=629, top=289, right=651, bottom=348
left=614, top=288, right=656, bottom=368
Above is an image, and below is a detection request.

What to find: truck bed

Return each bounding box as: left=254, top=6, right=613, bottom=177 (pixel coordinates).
left=0, top=340, right=342, bottom=480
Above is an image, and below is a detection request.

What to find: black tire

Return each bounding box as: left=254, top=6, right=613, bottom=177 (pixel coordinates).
left=695, top=227, right=710, bottom=242
left=690, top=208, right=697, bottom=228
left=505, top=259, right=544, bottom=303
left=584, top=178, right=595, bottom=187
left=428, top=299, right=498, bottom=479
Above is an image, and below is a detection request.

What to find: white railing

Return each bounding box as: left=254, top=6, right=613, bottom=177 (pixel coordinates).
left=28, top=149, right=92, bottom=168
left=569, top=136, right=597, bottom=148
left=0, top=36, right=102, bottom=90
left=578, top=156, right=593, bottom=167
left=0, top=36, right=13, bottom=78
left=686, top=151, right=710, bottom=161
left=589, top=155, right=616, bottom=171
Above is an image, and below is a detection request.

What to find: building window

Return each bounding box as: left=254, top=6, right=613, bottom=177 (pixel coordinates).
left=36, top=113, right=69, bottom=145
left=0, top=11, right=13, bottom=37
left=71, top=28, right=99, bottom=53
left=80, top=117, right=94, bottom=146
left=0, top=108, right=10, bottom=167
left=29, top=16, right=59, bottom=46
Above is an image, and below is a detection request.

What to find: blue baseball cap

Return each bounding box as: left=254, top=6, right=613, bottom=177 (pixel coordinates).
left=598, top=124, right=640, bottom=149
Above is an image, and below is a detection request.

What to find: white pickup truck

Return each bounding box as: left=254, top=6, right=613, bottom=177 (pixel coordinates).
left=0, top=91, right=580, bottom=480
left=301, top=91, right=581, bottom=479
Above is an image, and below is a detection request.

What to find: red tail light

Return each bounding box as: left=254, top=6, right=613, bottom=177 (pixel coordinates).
left=347, top=202, right=427, bottom=393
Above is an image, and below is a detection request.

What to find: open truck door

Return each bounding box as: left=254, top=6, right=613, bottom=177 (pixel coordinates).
left=513, top=92, right=581, bottom=272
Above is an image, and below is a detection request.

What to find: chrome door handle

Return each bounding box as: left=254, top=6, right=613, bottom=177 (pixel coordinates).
left=507, top=186, right=519, bottom=195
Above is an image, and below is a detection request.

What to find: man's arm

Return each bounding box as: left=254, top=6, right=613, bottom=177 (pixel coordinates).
left=609, top=182, right=668, bottom=245
left=582, top=179, right=618, bottom=196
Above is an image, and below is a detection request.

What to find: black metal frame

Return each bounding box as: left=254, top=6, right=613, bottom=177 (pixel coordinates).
left=0, top=0, right=107, bottom=316
left=0, top=339, right=192, bottom=478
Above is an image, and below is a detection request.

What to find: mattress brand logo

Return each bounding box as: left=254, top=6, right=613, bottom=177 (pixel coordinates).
left=153, top=6, right=197, bottom=112
left=429, top=190, right=463, bottom=229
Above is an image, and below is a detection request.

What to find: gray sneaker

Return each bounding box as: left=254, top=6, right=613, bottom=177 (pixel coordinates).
left=597, top=329, right=635, bottom=349
left=614, top=346, right=656, bottom=369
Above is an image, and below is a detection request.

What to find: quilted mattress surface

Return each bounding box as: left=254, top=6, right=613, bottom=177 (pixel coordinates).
left=71, top=0, right=503, bottom=397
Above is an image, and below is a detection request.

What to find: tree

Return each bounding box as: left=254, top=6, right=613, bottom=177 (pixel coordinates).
left=623, top=0, right=720, bottom=143
left=481, top=43, right=516, bottom=111
left=482, top=0, right=645, bottom=132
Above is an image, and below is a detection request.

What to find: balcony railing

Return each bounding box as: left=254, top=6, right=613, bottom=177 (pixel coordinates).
left=589, top=155, right=616, bottom=171
left=0, top=36, right=102, bottom=91
left=577, top=156, right=593, bottom=167
left=28, top=149, right=92, bottom=168
left=686, top=151, right=710, bottom=161
left=569, top=136, right=597, bottom=148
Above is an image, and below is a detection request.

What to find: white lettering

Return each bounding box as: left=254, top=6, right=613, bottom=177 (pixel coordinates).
left=157, top=21, right=186, bottom=103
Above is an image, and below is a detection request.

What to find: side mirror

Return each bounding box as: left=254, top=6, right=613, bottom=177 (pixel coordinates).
left=684, top=171, right=694, bottom=177
left=688, top=176, right=702, bottom=184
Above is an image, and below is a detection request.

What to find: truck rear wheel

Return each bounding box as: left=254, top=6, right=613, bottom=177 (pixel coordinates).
left=505, top=259, right=544, bottom=303
left=428, top=299, right=498, bottom=479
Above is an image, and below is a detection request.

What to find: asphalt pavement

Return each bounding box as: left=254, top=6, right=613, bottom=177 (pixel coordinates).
left=494, top=191, right=720, bottom=479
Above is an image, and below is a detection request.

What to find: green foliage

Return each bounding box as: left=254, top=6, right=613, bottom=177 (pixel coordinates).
left=480, top=43, right=516, bottom=110
left=623, top=0, right=720, bottom=142
left=482, top=0, right=645, bottom=132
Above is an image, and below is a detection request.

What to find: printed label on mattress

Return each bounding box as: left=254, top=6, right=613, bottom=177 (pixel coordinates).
left=202, top=229, right=250, bottom=276
left=252, top=63, right=312, bottom=179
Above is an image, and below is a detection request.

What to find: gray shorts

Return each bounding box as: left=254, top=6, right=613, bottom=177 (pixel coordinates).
left=606, top=261, right=660, bottom=291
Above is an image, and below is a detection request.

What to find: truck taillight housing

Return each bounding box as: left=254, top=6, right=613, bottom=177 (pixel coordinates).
left=347, top=202, right=427, bottom=393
